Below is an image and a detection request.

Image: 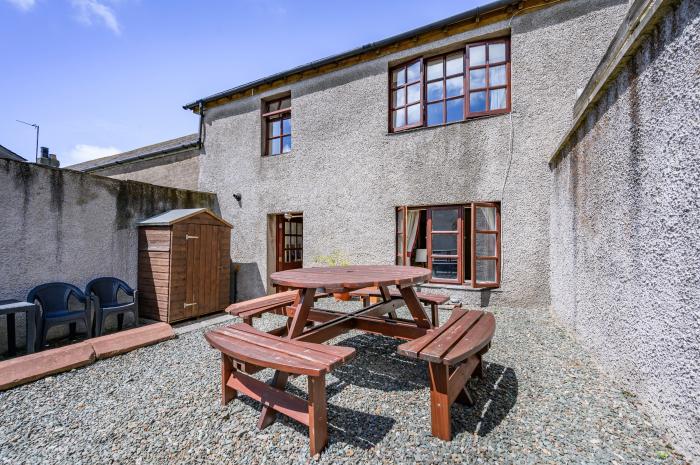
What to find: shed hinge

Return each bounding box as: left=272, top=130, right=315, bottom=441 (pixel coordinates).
left=185, top=235, right=199, bottom=240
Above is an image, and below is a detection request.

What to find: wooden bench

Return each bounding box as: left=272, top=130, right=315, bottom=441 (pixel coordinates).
left=205, top=323, right=355, bottom=455
left=397, top=309, right=495, bottom=441
left=225, top=290, right=327, bottom=326
left=349, top=287, right=450, bottom=325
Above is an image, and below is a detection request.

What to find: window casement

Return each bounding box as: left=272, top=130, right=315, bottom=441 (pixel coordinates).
left=262, top=95, right=292, bottom=156
left=388, top=37, right=510, bottom=132
left=395, top=203, right=501, bottom=288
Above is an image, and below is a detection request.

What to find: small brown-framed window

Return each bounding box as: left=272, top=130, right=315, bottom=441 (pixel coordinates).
left=466, top=39, right=511, bottom=117
left=425, top=52, right=465, bottom=126
left=471, top=202, right=501, bottom=288
left=389, top=59, right=422, bottom=131
left=262, top=95, right=291, bottom=156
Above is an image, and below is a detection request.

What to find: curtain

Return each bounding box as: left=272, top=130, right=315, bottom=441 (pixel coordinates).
left=406, top=210, right=420, bottom=257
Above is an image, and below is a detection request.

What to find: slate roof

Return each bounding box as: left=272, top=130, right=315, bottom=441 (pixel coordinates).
left=68, top=133, right=198, bottom=171
left=0, top=144, right=26, bottom=162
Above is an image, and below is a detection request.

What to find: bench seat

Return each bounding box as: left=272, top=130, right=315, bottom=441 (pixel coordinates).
left=350, top=287, right=450, bottom=325
left=225, top=290, right=327, bottom=324
left=397, top=309, right=495, bottom=441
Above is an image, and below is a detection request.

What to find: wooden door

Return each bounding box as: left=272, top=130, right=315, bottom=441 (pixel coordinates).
left=276, top=214, right=303, bottom=272
left=184, top=223, right=223, bottom=319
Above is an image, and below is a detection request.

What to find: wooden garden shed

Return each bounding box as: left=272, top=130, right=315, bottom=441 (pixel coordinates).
left=138, top=208, right=232, bottom=323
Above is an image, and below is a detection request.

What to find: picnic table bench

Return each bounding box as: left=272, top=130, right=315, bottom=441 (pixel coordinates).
left=224, top=290, right=327, bottom=326
left=398, top=308, right=495, bottom=440
left=349, top=286, right=449, bottom=325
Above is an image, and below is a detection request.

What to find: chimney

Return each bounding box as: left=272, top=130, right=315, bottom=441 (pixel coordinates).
left=37, top=146, right=60, bottom=168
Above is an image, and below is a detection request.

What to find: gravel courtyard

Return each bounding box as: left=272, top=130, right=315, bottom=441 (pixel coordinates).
left=0, top=305, right=686, bottom=465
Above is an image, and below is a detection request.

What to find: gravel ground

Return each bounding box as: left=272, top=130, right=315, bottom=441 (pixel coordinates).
left=0, top=304, right=688, bottom=465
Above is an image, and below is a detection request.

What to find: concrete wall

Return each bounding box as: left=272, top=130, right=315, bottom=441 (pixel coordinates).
left=90, top=148, right=200, bottom=191
left=0, top=159, right=217, bottom=353
left=198, top=0, right=628, bottom=305
left=549, top=0, right=700, bottom=460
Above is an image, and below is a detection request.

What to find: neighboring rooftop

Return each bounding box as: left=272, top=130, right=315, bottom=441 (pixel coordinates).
left=68, top=134, right=198, bottom=172
left=0, top=144, right=26, bottom=162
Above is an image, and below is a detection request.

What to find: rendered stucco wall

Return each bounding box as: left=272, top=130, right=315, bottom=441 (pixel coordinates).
left=91, top=148, right=200, bottom=191
left=0, top=159, right=217, bottom=352
left=549, top=1, right=700, bottom=460
left=198, top=0, right=627, bottom=305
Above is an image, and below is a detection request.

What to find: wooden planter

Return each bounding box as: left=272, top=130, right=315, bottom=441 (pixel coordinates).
left=138, top=208, right=232, bottom=323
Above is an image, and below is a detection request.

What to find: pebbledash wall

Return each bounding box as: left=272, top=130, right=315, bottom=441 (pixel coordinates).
left=0, top=158, right=217, bottom=353
left=197, top=0, right=628, bottom=305
left=549, top=0, right=700, bottom=460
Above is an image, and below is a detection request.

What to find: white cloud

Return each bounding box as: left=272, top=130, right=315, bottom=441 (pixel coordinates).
left=5, top=0, right=36, bottom=11
left=65, top=144, right=120, bottom=166
left=71, top=0, right=120, bottom=35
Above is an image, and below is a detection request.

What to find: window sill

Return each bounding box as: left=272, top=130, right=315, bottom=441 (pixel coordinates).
left=386, top=110, right=510, bottom=136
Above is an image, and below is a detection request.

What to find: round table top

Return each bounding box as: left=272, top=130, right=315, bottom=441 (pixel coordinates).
left=270, top=265, right=432, bottom=292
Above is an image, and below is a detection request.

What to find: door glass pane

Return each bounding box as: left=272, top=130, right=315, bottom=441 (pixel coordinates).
left=406, top=83, right=421, bottom=104
left=285, top=221, right=290, bottom=234
left=446, top=99, right=464, bottom=123
left=427, top=59, right=443, bottom=80
left=469, top=68, right=486, bottom=89
left=396, top=209, right=404, bottom=231
left=489, top=43, right=506, bottom=63
left=469, top=45, right=486, bottom=66
left=285, top=236, right=290, bottom=247
left=489, top=65, right=507, bottom=86
left=446, top=53, right=463, bottom=76
left=489, top=88, right=507, bottom=110
left=431, top=234, right=458, bottom=255
left=432, top=257, right=458, bottom=280
left=393, top=88, right=405, bottom=107
left=445, top=76, right=463, bottom=98
left=427, top=102, right=443, bottom=126
left=406, top=104, right=420, bottom=125
left=476, top=259, right=497, bottom=283
left=269, top=138, right=281, bottom=155
left=470, top=91, right=486, bottom=112
left=476, top=233, right=496, bottom=257
left=393, top=109, right=405, bottom=128
left=392, top=67, right=405, bottom=87
left=406, top=61, right=420, bottom=82
left=431, top=208, right=458, bottom=230
left=476, top=206, right=497, bottom=230
left=427, top=81, right=443, bottom=102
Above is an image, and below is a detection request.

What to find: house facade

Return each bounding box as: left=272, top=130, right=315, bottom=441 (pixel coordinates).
left=187, top=0, right=628, bottom=304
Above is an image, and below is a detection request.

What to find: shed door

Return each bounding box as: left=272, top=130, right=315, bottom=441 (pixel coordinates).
left=184, top=223, right=221, bottom=319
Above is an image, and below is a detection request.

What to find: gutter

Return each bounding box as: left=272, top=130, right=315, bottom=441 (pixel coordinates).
left=183, top=0, right=524, bottom=111
left=79, top=142, right=199, bottom=173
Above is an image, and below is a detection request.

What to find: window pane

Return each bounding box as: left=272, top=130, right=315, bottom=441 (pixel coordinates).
left=476, top=206, right=497, bottom=230
left=446, top=99, right=464, bottom=123
left=396, top=210, right=404, bottom=230
left=393, top=109, right=405, bottom=128
left=432, top=234, right=457, bottom=255
left=267, top=100, right=280, bottom=112
left=432, top=208, right=458, bottom=230
left=489, top=65, right=507, bottom=86
left=469, top=68, right=486, bottom=89
left=470, top=45, right=486, bottom=66
left=427, top=59, right=443, bottom=80
left=476, top=233, right=496, bottom=257
left=446, top=53, right=463, bottom=76
left=406, top=61, right=420, bottom=82
left=427, top=81, right=443, bottom=102
left=489, top=43, right=506, bottom=63
left=432, top=257, right=458, bottom=280
left=269, top=138, right=281, bottom=155
left=427, top=102, right=443, bottom=126
left=393, top=88, right=405, bottom=107
left=396, top=254, right=404, bottom=265
left=489, top=88, right=507, bottom=110
left=396, top=234, right=404, bottom=256
left=476, top=259, right=497, bottom=283
left=282, top=117, right=292, bottom=135
left=282, top=135, right=292, bottom=153
left=446, top=76, right=463, bottom=98
left=285, top=222, right=290, bottom=234
left=392, top=67, right=406, bottom=87
left=406, top=104, right=420, bottom=125
left=270, top=120, right=281, bottom=137
left=406, top=83, right=421, bottom=104
left=470, top=91, right=486, bottom=113
left=279, top=98, right=291, bottom=109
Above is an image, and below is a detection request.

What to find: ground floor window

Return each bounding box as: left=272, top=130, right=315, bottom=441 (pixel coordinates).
left=395, top=203, right=500, bottom=288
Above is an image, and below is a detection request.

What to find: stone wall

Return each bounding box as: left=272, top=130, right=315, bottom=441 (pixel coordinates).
left=549, top=0, right=700, bottom=460
left=197, top=0, right=628, bottom=306
left=0, top=159, right=218, bottom=353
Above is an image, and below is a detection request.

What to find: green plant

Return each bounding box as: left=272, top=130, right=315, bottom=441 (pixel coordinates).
left=655, top=451, right=669, bottom=460
left=314, top=250, right=350, bottom=266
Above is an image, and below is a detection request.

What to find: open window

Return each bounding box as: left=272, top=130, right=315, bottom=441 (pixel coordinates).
left=395, top=203, right=500, bottom=287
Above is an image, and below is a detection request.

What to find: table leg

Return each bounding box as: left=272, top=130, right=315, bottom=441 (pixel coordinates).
left=7, top=313, right=16, bottom=356
left=25, top=306, right=36, bottom=355
left=399, top=286, right=432, bottom=329
left=379, top=285, right=398, bottom=319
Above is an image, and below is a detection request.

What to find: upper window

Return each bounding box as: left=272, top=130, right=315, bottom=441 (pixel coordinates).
left=389, top=37, right=510, bottom=132
left=263, top=95, right=292, bottom=156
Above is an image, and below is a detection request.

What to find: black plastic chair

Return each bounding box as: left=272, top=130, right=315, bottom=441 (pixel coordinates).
left=27, top=282, right=92, bottom=350
left=85, top=277, right=138, bottom=336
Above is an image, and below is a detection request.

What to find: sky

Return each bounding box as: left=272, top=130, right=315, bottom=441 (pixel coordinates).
left=1, top=0, right=486, bottom=166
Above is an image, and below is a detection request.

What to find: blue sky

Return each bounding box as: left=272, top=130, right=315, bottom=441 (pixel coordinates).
left=1, top=0, right=486, bottom=165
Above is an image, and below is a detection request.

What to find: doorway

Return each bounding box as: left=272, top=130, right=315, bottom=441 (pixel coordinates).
left=276, top=213, right=303, bottom=273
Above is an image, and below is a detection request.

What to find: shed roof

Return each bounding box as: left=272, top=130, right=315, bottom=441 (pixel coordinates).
left=138, top=208, right=232, bottom=228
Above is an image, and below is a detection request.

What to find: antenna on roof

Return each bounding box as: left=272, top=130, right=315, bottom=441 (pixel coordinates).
left=16, top=120, right=39, bottom=163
